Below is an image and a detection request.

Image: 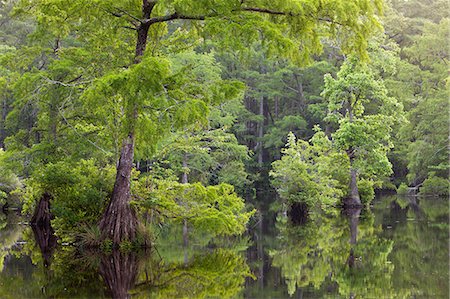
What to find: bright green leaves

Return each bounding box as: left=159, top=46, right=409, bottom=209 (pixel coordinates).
left=133, top=179, right=254, bottom=236
left=155, top=127, right=251, bottom=192
left=270, top=131, right=345, bottom=210
left=323, top=57, right=402, bottom=196
left=82, top=51, right=243, bottom=160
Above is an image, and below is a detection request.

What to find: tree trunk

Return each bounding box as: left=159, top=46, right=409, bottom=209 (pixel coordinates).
left=257, top=96, right=264, bottom=166
left=99, top=134, right=138, bottom=244
left=31, top=192, right=53, bottom=228
left=345, top=104, right=362, bottom=207
left=99, top=1, right=156, bottom=244
left=345, top=164, right=362, bottom=207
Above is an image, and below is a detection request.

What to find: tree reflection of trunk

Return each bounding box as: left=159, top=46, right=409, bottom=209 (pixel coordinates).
left=344, top=207, right=361, bottom=268
left=257, top=211, right=264, bottom=289
left=288, top=202, right=308, bottom=225
left=344, top=207, right=361, bottom=299
left=99, top=250, right=138, bottom=299
left=31, top=192, right=57, bottom=268
left=408, top=196, right=425, bottom=219
left=183, top=219, right=189, bottom=266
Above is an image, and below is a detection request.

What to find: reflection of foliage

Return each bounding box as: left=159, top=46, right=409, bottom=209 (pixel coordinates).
left=135, top=248, right=251, bottom=299
left=270, top=210, right=397, bottom=297
left=373, top=196, right=449, bottom=298
left=0, top=212, right=24, bottom=271
left=1, top=217, right=251, bottom=299
left=334, top=237, right=396, bottom=298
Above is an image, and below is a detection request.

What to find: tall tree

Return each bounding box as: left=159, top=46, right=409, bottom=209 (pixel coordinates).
left=323, top=56, right=402, bottom=206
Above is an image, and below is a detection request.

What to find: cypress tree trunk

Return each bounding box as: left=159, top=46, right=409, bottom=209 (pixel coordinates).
left=31, top=192, right=53, bottom=228
left=345, top=155, right=362, bottom=207
left=345, top=105, right=362, bottom=207
left=100, top=134, right=138, bottom=244
left=99, top=1, right=155, bottom=244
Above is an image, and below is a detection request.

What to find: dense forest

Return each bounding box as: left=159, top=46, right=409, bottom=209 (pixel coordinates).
left=0, top=0, right=448, bottom=250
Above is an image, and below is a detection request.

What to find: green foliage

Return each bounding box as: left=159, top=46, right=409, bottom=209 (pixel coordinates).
left=133, top=178, right=254, bottom=237
left=322, top=56, right=404, bottom=202
left=270, top=131, right=344, bottom=210
left=77, top=224, right=103, bottom=248
left=0, top=149, right=21, bottom=193
left=154, top=126, right=251, bottom=193
left=17, top=159, right=115, bottom=239
left=396, top=183, right=408, bottom=195
left=420, top=176, right=449, bottom=197
left=357, top=179, right=375, bottom=205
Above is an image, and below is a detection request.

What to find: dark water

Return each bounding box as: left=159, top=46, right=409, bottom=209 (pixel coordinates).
left=0, top=195, right=448, bottom=298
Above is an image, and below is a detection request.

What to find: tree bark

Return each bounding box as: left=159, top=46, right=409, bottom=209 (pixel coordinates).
left=257, top=96, right=264, bottom=166
left=181, top=152, right=189, bottom=265
left=99, top=134, right=138, bottom=244
left=345, top=160, right=362, bottom=207
left=344, top=104, right=362, bottom=207
left=31, top=192, right=53, bottom=228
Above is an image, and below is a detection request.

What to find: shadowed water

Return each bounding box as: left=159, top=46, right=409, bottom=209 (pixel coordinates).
left=0, top=195, right=448, bottom=298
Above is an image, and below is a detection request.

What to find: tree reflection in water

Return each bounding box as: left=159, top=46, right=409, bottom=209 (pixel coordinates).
left=270, top=207, right=397, bottom=298
left=99, top=250, right=138, bottom=299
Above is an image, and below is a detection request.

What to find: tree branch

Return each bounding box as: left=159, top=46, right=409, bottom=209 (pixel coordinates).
left=113, top=6, right=143, bottom=23
left=142, top=5, right=343, bottom=27
left=144, top=12, right=209, bottom=25
left=242, top=7, right=292, bottom=16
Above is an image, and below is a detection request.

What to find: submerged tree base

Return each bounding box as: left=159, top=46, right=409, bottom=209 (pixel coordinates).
left=99, top=199, right=138, bottom=246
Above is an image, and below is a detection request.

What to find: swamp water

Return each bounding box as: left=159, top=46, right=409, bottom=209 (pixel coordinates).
left=0, top=195, right=448, bottom=298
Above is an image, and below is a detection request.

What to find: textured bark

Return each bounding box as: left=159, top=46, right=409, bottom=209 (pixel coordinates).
left=344, top=148, right=362, bottom=207
left=181, top=153, right=189, bottom=264
left=345, top=167, right=362, bottom=207
left=99, top=250, right=138, bottom=299
left=31, top=192, right=53, bottom=228
left=100, top=134, right=138, bottom=244
left=31, top=192, right=57, bottom=268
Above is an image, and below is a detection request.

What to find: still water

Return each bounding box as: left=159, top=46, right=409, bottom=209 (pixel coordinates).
left=0, top=195, right=448, bottom=298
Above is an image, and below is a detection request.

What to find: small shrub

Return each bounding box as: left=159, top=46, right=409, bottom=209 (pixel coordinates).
left=101, top=239, right=113, bottom=252
left=420, top=176, right=449, bottom=197
left=77, top=225, right=102, bottom=248
left=0, top=190, right=6, bottom=207
left=358, top=179, right=375, bottom=205
left=119, top=240, right=132, bottom=252
left=397, top=183, right=409, bottom=195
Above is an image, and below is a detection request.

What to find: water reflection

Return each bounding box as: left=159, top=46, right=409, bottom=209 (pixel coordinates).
left=245, top=196, right=448, bottom=298
left=99, top=250, right=138, bottom=299
left=0, top=195, right=448, bottom=298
